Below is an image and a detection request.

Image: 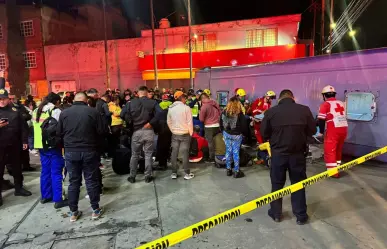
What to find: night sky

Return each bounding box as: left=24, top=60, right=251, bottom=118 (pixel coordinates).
left=13, top=0, right=387, bottom=52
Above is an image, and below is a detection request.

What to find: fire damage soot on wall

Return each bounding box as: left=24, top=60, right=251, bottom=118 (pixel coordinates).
left=192, top=209, right=241, bottom=235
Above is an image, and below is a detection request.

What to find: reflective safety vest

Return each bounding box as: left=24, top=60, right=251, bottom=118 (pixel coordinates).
left=187, top=99, right=199, bottom=118
left=32, top=109, right=51, bottom=149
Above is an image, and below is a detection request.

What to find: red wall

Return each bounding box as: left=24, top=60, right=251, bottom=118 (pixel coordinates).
left=139, top=44, right=308, bottom=71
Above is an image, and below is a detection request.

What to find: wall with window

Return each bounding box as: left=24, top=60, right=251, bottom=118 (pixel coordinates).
left=195, top=48, right=387, bottom=162
left=140, top=14, right=300, bottom=55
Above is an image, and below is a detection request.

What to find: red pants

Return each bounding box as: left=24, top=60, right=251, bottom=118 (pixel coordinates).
left=324, top=128, right=347, bottom=178
left=254, top=122, right=264, bottom=144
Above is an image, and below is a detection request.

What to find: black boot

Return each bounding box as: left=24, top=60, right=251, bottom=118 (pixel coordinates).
left=0, top=195, right=3, bottom=207
left=2, top=180, right=15, bottom=191
left=40, top=198, right=52, bottom=204
left=54, top=199, right=68, bottom=209
left=23, top=166, right=36, bottom=172
left=233, top=170, right=245, bottom=178
left=14, top=187, right=32, bottom=197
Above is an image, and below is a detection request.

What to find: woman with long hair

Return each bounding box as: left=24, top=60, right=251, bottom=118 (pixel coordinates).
left=220, top=97, right=249, bottom=178
left=33, top=92, right=68, bottom=209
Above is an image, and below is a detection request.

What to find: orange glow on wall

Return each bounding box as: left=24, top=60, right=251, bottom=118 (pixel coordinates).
left=142, top=69, right=198, bottom=80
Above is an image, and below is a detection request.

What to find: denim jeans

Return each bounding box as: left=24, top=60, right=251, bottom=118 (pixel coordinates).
left=65, top=151, right=100, bottom=212
left=130, top=128, right=155, bottom=178
left=171, top=134, right=191, bottom=174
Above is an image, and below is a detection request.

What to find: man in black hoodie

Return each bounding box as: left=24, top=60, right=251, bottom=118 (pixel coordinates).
left=57, top=92, right=108, bottom=222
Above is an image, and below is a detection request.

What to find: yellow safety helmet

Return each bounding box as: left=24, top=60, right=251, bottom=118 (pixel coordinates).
left=236, top=88, right=246, bottom=97
left=265, top=90, right=276, bottom=97
left=203, top=89, right=211, bottom=95
left=322, top=85, right=336, bottom=94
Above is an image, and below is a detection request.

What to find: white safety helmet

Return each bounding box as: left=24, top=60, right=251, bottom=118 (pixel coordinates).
left=321, top=85, right=336, bottom=94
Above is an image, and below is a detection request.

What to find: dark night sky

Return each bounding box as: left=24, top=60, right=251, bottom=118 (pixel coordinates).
left=18, top=0, right=387, bottom=52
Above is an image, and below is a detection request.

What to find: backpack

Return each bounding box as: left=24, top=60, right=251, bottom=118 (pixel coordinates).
left=41, top=108, right=60, bottom=150
left=189, top=137, right=199, bottom=157
left=239, top=147, right=252, bottom=167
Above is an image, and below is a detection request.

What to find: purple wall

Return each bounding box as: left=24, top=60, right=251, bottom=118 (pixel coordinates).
left=195, top=48, right=387, bottom=162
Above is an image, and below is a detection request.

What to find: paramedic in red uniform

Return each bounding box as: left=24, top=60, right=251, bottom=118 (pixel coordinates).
left=251, top=91, right=276, bottom=144
left=317, top=85, right=348, bottom=178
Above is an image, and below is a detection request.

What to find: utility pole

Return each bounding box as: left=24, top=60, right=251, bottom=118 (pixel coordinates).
left=328, top=0, right=334, bottom=53
left=188, top=0, right=193, bottom=89
left=321, top=0, right=325, bottom=54
left=150, top=0, right=158, bottom=89
left=102, top=0, right=110, bottom=89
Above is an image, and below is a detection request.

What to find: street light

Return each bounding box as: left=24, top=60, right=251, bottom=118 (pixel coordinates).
left=349, top=30, right=356, bottom=37
left=330, top=23, right=336, bottom=29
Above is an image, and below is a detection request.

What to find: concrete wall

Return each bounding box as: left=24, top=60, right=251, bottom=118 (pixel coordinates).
left=44, top=39, right=144, bottom=92
left=140, top=14, right=300, bottom=55
left=195, top=48, right=387, bottom=162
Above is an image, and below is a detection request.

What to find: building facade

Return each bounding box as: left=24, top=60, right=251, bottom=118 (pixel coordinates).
left=44, top=14, right=313, bottom=94
left=0, top=3, right=128, bottom=97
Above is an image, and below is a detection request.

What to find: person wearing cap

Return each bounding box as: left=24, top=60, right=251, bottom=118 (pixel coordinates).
left=167, top=91, right=194, bottom=180
left=0, top=87, right=32, bottom=207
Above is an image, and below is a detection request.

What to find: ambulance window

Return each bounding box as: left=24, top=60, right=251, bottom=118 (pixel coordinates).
left=345, top=92, right=376, bottom=121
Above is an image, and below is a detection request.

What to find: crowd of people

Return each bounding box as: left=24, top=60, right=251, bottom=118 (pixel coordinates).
left=0, top=80, right=348, bottom=226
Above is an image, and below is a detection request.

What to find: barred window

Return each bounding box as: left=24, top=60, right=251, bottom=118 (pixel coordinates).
left=0, top=54, right=6, bottom=71
left=23, top=52, right=37, bottom=68
left=20, top=20, right=34, bottom=37
left=0, top=24, right=3, bottom=39
left=185, top=33, right=217, bottom=52
left=246, top=28, right=277, bottom=48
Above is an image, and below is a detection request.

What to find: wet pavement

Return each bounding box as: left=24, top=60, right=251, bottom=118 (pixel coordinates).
left=1, top=153, right=387, bottom=249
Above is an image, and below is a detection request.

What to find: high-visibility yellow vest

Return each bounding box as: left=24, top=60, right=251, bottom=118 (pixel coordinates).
left=32, top=109, right=51, bottom=149
left=186, top=99, right=199, bottom=118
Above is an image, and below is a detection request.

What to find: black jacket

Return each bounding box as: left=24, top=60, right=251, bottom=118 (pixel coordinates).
left=260, top=98, right=316, bottom=155
left=12, top=102, right=32, bottom=122
left=57, top=102, right=109, bottom=152
left=0, top=104, right=28, bottom=147
left=121, top=96, right=159, bottom=132
left=96, top=98, right=112, bottom=126
left=220, top=111, right=248, bottom=137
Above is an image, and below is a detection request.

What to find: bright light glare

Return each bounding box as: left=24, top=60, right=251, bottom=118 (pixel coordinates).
left=326, top=49, right=331, bottom=53
left=330, top=23, right=337, bottom=29
left=349, top=30, right=356, bottom=37
left=193, top=34, right=198, bottom=39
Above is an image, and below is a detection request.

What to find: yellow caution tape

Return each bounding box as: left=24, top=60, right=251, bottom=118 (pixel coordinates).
left=136, top=146, right=387, bottom=249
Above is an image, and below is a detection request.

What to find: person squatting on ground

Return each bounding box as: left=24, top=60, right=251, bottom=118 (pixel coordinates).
left=0, top=86, right=32, bottom=207
left=189, top=125, right=209, bottom=163
left=167, top=91, right=195, bottom=180
left=199, top=92, right=221, bottom=163
left=220, top=97, right=249, bottom=178
left=33, top=92, right=68, bottom=209
left=57, top=92, right=108, bottom=222
left=251, top=90, right=276, bottom=144
left=123, top=86, right=159, bottom=184
left=317, top=85, right=348, bottom=178
left=260, top=89, right=316, bottom=225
